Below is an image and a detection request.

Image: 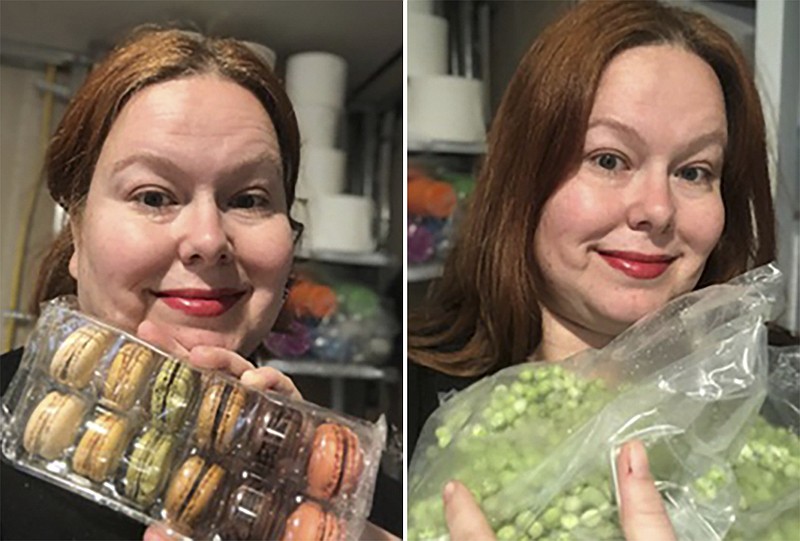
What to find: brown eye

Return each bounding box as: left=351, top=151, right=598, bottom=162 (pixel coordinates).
left=135, top=190, right=174, bottom=208
left=230, top=192, right=269, bottom=210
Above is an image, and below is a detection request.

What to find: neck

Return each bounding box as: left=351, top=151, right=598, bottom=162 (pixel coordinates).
left=533, top=304, right=616, bottom=362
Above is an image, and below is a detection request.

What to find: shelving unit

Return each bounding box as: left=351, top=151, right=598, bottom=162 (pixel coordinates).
left=407, top=262, right=445, bottom=283
left=408, top=138, right=487, bottom=155
left=1, top=0, right=403, bottom=421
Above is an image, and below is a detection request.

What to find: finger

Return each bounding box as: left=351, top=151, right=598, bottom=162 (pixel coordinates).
left=187, top=346, right=253, bottom=378
left=240, top=367, right=302, bottom=400
left=143, top=523, right=178, bottom=541
left=617, top=440, right=677, bottom=541
left=443, top=480, right=495, bottom=541
left=136, top=321, right=190, bottom=359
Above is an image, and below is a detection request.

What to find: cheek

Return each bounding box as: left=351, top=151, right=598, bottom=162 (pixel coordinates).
left=240, top=222, right=294, bottom=285
left=685, top=198, right=725, bottom=256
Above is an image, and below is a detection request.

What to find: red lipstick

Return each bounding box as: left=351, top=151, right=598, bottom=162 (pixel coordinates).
left=598, top=251, right=676, bottom=279
left=155, top=288, right=245, bottom=317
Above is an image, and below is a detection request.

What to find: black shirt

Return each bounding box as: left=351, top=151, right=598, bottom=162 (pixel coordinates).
left=1, top=348, right=401, bottom=540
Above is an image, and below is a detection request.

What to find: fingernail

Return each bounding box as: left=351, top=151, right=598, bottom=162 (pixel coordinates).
left=241, top=370, right=257, bottom=386
left=443, top=481, right=456, bottom=502
left=628, top=441, right=651, bottom=479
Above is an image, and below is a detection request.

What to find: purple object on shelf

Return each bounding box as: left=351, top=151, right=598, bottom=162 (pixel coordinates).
left=408, top=220, right=435, bottom=264
left=263, top=320, right=312, bottom=358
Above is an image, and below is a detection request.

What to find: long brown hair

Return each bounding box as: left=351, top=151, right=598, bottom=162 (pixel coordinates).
left=31, top=27, right=301, bottom=313
left=409, top=0, right=775, bottom=376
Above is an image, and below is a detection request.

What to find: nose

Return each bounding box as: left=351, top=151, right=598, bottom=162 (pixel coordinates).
left=176, top=197, right=233, bottom=267
left=625, top=168, right=676, bottom=235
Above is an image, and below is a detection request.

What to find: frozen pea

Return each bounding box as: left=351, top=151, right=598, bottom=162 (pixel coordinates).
left=784, top=462, right=799, bottom=478
left=563, top=495, right=582, bottom=513
left=542, top=507, right=560, bottom=528
left=513, top=399, right=528, bottom=415
left=490, top=411, right=507, bottom=429
left=435, top=426, right=452, bottom=448
left=515, top=510, right=534, bottom=529
left=527, top=521, right=544, bottom=539
left=560, top=513, right=579, bottom=530
left=580, top=508, right=602, bottom=528
left=497, top=525, right=517, bottom=540
left=511, top=381, right=525, bottom=395
left=470, top=423, right=487, bottom=438
left=519, top=369, right=535, bottom=382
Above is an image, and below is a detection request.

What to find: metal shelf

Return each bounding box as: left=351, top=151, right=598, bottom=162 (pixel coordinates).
left=262, top=359, right=399, bottom=383
left=408, top=138, right=486, bottom=155
left=407, top=262, right=444, bottom=282
left=294, top=247, right=397, bottom=267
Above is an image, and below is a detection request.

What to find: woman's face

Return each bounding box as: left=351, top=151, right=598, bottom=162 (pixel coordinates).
left=69, top=75, right=293, bottom=355
left=534, top=45, right=726, bottom=342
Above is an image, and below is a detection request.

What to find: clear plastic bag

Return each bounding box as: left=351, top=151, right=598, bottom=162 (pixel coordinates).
left=408, top=264, right=797, bottom=541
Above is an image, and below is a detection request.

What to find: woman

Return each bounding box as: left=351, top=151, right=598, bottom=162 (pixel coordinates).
left=0, top=28, right=398, bottom=540
left=409, top=1, right=777, bottom=539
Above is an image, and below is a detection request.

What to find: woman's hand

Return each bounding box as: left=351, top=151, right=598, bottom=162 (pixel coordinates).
left=137, top=321, right=302, bottom=399
left=616, top=440, right=676, bottom=541
left=442, top=440, right=677, bottom=541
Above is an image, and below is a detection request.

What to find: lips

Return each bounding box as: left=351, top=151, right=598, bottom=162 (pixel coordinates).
left=154, top=288, right=246, bottom=317
left=597, top=250, right=676, bottom=280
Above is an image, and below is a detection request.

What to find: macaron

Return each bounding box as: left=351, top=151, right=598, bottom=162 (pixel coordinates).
left=102, top=342, right=158, bottom=410
left=195, top=379, right=249, bottom=454
left=151, top=358, right=199, bottom=432
left=164, top=455, right=226, bottom=534
left=282, top=502, right=344, bottom=541
left=250, top=402, right=311, bottom=475
left=23, top=391, right=87, bottom=460
left=50, top=326, right=114, bottom=389
left=306, top=423, right=364, bottom=500
left=123, top=427, right=177, bottom=507
left=223, top=482, right=286, bottom=540
left=72, top=410, right=131, bottom=482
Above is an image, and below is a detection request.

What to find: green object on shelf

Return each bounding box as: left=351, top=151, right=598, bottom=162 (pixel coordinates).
left=439, top=172, right=476, bottom=198
left=336, top=283, right=380, bottom=319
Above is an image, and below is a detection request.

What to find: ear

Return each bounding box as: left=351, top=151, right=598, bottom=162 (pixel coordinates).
left=68, top=216, right=80, bottom=280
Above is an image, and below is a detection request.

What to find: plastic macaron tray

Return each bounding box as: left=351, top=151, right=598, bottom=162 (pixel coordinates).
left=1, top=296, right=386, bottom=540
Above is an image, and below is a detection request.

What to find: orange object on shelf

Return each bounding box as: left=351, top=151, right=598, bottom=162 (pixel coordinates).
left=285, top=281, right=338, bottom=319
left=407, top=177, right=457, bottom=219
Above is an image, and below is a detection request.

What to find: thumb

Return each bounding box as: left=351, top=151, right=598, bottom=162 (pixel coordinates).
left=137, top=321, right=190, bottom=359
left=443, top=480, right=496, bottom=541
left=617, top=440, right=677, bottom=541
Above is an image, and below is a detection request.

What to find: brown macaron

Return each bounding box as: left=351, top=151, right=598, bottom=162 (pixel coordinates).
left=223, top=481, right=286, bottom=540
left=250, top=402, right=311, bottom=475
left=102, top=342, right=157, bottom=411
left=72, top=410, right=131, bottom=482
left=50, top=326, right=114, bottom=389
left=195, top=379, right=249, bottom=454
left=23, top=391, right=87, bottom=460
left=282, top=502, right=344, bottom=541
left=306, top=423, right=364, bottom=500
left=164, top=455, right=226, bottom=534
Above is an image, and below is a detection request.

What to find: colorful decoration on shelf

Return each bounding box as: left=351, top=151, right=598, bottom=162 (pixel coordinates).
left=407, top=163, right=475, bottom=266
left=264, top=279, right=396, bottom=365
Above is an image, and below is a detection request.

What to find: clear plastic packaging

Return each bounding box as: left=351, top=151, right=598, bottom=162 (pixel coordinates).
left=408, top=264, right=798, bottom=541
left=1, top=296, right=386, bottom=540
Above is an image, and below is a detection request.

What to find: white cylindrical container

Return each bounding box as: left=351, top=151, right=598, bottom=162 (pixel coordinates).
left=242, top=41, right=277, bottom=70
left=296, top=146, right=347, bottom=199
left=408, top=0, right=434, bottom=14
left=285, top=52, right=348, bottom=109
left=294, top=104, right=341, bottom=148
left=408, top=75, right=486, bottom=143
left=408, top=13, right=448, bottom=77
left=308, top=195, right=376, bottom=253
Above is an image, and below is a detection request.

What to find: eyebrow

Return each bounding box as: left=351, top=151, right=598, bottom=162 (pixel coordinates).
left=587, top=117, right=727, bottom=156
left=109, top=150, right=282, bottom=183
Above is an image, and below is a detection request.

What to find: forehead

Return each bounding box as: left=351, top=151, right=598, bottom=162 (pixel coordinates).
left=591, top=45, right=726, bottom=129
left=99, top=74, right=281, bottom=170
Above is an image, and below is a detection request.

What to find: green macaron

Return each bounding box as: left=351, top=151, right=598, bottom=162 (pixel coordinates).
left=151, top=358, right=199, bottom=432
left=124, top=427, right=177, bottom=507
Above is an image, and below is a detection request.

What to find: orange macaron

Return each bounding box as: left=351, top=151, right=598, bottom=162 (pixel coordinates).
left=282, top=502, right=344, bottom=541
left=306, top=423, right=364, bottom=500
